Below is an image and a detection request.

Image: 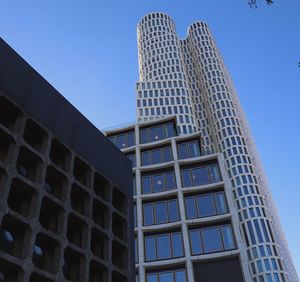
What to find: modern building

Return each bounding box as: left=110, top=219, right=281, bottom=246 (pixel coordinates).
left=107, top=12, right=299, bottom=282
left=0, top=38, right=135, bottom=282
left=106, top=116, right=252, bottom=282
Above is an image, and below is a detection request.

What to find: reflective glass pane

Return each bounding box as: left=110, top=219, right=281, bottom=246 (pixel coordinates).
left=178, top=143, right=188, bottom=159
left=189, top=141, right=200, bottom=158
left=144, top=203, right=154, bottom=225
left=209, top=165, right=221, bottom=182
left=165, top=123, right=175, bottom=138
left=214, top=192, right=228, bottom=214
left=157, top=234, right=171, bottom=259
left=165, top=172, right=175, bottom=190
left=127, top=131, right=135, bottom=147
left=171, top=233, right=183, bottom=257
left=116, top=134, right=126, bottom=148
left=151, top=149, right=162, bottom=164
left=190, top=229, right=203, bottom=255
left=185, top=197, right=197, bottom=219
left=142, top=176, right=151, bottom=194
left=153, top=174, right=165, bottom=193
left=192, top=167, right=209, bottom=186
left=164, top=147, right=173, bottom=162
left=160, top=272, right=173, bottom=282
left=141, top=129, right=148, bottom=144
left=142, top=151, right=150, bottom=166
left=221, top=225, right=236, bottom=250
left=181, top=169, right=192, bottom=187
left=145, top=237, right=156, bottom=261
left=155, top=202, right=168, bottom=224
left=168, top=200, right=179, bottom=222
left=147, top=273, right=158, bottom=282
left=197, top=194, right=216, bottom=217
left=149, top=126, right=164, bottom=142
left=202, top=227, right=223, bottom=253
left=175, top=270, right=187, bottom=282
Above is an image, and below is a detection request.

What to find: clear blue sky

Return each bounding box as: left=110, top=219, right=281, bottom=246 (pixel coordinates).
left=1, top=0, right=299, bottom=274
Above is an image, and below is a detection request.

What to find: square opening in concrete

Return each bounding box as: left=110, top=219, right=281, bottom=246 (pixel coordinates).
left=0, top=257, right=24, bottom=282
left=49, top=139, right=71, bottom=172
left=39, top=197, right=64, bottom=235
left=71, top=183, right=90, bottom=216
left=67, top=214, right=87, bottom=249
left=17, top=147, right=42, bottom=183
left=8, top=178, right=37, bottom=218
left=89, top=260, right=108, bottom=282
left=73, top=157, right=91, bottom=187
left=112, top=240, right=128, bottom=270
left=0, top=96, right=22, bottom=132
left=112, top=187, right=127, bottom=216
left=23, top=119, right=48, bottom=153
left=44, top=166, right=67, bottom=201
left=92, top=199, right=109, bottom=230
left=94, top=172, right=110, bottom=202
left=0, top=214, right=31, bottom=259
left=112, top=212, right=127, bottom=241
left=63, top=247, right=85, bottom=282
left=91, top=228, right=108, bottom=260
left=0, top=128, right=15, bottom=163
left=112, top=271, right=128, bottom=282
left=32, top=233, right=59, bottom=274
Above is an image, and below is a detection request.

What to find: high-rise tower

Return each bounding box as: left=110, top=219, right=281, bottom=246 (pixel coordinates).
left=135, top=12, right=298, bottom=282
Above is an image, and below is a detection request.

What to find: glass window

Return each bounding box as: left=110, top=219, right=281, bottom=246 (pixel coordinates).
left=181, top=169, right=192, bottom=187
left=177, top=140, right=201, bottom=159
left=185, top=197, right=197, bottom=219
left=190, top=230, right=203, bottom=255
left=168, top=200, right=179, bottom=222
left=141, top=129, right=148, bottom=144
left=214, top=192, right=228, bottom=214
left=160, top=272, right=173, bottom=282
left=171, top=233, right=183, bottom=257
left=153, top=174, right=165, bottom=193
left=152, top=149, right=162, bottom=164
left=142, top=146, right=172, bottom=166
left=175, top=270, right=187, bottom=282
left=142, top=151, right=150, bottom=166
left=209, top=165, right=221, bottom=182
left=164, top=147, right=173, bottom=162
left=157, top=234, right=171, bottom=259
left=155, top=202, right=168, bottom=224
left=145, top=237, right=156, bottom=261
left=109, top=131, right=135, bottom=148
left=165, top=123, right=175, bottom=138
left=150, top=126, right=164, bottom=142
left=165, top=172, right=176, bottom=190
left=144, top=203, right=154, bottom=225
left=189, top=141, right=200, bottom=158
left=147, top=274, right=158, bottom=282
left=140, top=123, right=176, bottom=144
left=116, top=134, right=126, bottom=148
left=221, top=225, right=236, bottom=250
left=178, top=143, right=188, bottom=159
left=127, top=131, right=135, bottom=147
left=202, top=227, right=223, bottom=253
left=142, top=176, right=151, bottom=194
left=192, top=167, right=209, bottom=186
left=197, top=194, right=216, bottom=217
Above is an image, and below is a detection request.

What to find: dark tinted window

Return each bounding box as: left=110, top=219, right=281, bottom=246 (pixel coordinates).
left=109, top=130, right=135, bottom=149
left=181, top=164, right=221, bottom=187
left=140, top=122, right=176, bottom=144
left=142, top=171, right=176, bottom=194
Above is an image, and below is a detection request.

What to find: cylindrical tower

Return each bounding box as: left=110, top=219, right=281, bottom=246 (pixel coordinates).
left=187, top=21, right=298, bottom=282
left=136, top=13, right=199, bottom=135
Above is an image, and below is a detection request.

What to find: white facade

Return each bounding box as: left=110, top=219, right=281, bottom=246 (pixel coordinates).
left=135, top=12, right=299, bottom=282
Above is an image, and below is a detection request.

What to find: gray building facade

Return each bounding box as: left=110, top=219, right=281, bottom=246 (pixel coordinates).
left=0, top=38, right=135, bottom=282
